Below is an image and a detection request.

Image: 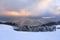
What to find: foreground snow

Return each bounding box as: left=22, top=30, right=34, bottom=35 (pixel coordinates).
left=0, top=24, right=60, bottom=40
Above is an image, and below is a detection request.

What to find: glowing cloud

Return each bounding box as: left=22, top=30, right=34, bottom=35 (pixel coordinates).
left=0, top=9, right=32, bottom=16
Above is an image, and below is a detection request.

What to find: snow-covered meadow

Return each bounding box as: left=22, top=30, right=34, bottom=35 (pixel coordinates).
left=0, top=24, right=60, bottom=40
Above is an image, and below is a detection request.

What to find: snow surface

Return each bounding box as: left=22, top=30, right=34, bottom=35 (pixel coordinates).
left=0, top=24, right=60, bottom=40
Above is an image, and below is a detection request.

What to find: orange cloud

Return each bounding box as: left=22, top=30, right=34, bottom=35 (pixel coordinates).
left=0, top=9, right=32, bottom=16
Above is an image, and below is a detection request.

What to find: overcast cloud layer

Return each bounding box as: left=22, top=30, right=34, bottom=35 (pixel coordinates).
left=0, top=0, right=60, bottom=16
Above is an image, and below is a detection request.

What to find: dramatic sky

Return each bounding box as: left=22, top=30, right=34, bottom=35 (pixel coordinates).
left=0, top=0, right=60, bottom=16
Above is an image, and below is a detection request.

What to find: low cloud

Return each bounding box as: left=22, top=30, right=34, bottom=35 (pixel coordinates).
left=0, top=9, right=32, bottom=16
left=42, top=16, right=55, bottom=19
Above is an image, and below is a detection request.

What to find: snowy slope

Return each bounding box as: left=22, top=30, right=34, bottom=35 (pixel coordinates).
left=0, top=24, right=60, bottom=40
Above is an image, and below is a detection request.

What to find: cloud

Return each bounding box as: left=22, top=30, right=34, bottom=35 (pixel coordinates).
left=37, top=0, right=53, bottom=9
left=42, top=16, right=55, bottom=19
left=26, top=0, right=54, bottom=16
left=0, top=8, right=32, bottom=16
left=0, top=0, right=57, bottom=16
left=50, top=5, right=60, bottom=15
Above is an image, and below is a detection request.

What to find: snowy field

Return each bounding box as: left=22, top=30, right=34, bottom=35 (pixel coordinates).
left=0, top=24, right=60, bottom=40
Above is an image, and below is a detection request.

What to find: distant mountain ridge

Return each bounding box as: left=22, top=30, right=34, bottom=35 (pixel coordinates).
left=0, top=21, right=60, bottom=32
left=0, top=16, right=60, bottom=32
